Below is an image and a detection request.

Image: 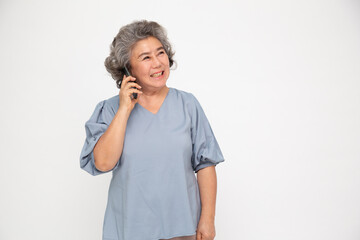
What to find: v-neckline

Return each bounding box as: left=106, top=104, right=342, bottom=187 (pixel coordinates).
left=136, top=87, right=172, bottom=116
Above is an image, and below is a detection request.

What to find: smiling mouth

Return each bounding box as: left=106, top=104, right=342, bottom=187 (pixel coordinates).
left=150, top=71, right=164, bottom=77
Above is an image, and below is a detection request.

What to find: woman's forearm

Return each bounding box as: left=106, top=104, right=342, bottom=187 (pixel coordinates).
left=93, top=107, right=131, bottom=171
left=196, top=165, right=217, bottom=220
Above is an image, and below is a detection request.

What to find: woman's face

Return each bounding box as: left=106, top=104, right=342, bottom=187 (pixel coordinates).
left=129, top=36, right=170, bottom=92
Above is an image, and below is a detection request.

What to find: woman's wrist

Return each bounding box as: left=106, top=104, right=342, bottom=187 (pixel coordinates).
left=117, top=106, right=131, bottom=117
left=200, top=212, right=215, bottom=221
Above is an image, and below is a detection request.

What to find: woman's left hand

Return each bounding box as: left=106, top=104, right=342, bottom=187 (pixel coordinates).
left=196, top=216, right=216, bottom=240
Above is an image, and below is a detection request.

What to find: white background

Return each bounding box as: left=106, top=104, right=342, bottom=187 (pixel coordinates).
left=0, top=0, right=359, bottom=239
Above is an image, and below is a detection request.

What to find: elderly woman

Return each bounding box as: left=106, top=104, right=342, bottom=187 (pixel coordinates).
left=80, top=20, right=225, bottom=240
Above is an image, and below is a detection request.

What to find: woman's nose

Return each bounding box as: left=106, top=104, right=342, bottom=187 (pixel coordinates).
left=152, top=56, right=161, bottom=68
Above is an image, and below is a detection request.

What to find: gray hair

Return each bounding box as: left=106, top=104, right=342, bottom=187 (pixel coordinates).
left=104, top=20, right=176, bottom=89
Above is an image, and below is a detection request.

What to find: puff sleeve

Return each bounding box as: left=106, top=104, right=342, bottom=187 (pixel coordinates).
left=79, top=100, right=120, bottom=176
left=190, top=94, right=225, bottom=173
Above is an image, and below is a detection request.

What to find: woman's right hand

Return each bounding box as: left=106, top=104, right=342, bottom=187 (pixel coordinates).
left=118, top=75, right=143, bottom=113
left=94, top=74, right=141, bottom=172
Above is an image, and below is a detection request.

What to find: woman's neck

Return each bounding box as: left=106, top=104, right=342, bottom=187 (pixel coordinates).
left=138, top=85, right=169, bottom=105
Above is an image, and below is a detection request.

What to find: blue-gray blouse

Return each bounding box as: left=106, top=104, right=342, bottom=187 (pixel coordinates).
left=80, top=87, right=225, bottom=240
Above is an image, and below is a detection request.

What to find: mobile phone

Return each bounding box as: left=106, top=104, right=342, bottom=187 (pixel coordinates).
left=124, top=66, right=138, bottom=99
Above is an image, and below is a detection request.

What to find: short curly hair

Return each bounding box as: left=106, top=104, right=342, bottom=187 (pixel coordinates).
left=104, top=20, right=176, bottom=89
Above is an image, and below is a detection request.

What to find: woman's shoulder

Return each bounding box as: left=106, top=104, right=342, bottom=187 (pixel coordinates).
left=106, top=94, right=120, bottom=105
left=170, top=87, right=197, bottom=102
left=93, top=94, right=119, bottom=115
left=170, top=87, right=204, bottom=117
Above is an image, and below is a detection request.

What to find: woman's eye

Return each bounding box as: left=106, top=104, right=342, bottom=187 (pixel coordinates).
left=159, top=51, right=165, bottom=55
left=143, top=56, right=150, bottom=60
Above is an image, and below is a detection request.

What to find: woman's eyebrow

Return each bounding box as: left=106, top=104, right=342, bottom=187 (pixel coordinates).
left=137, top=46, right=165, bottom=59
